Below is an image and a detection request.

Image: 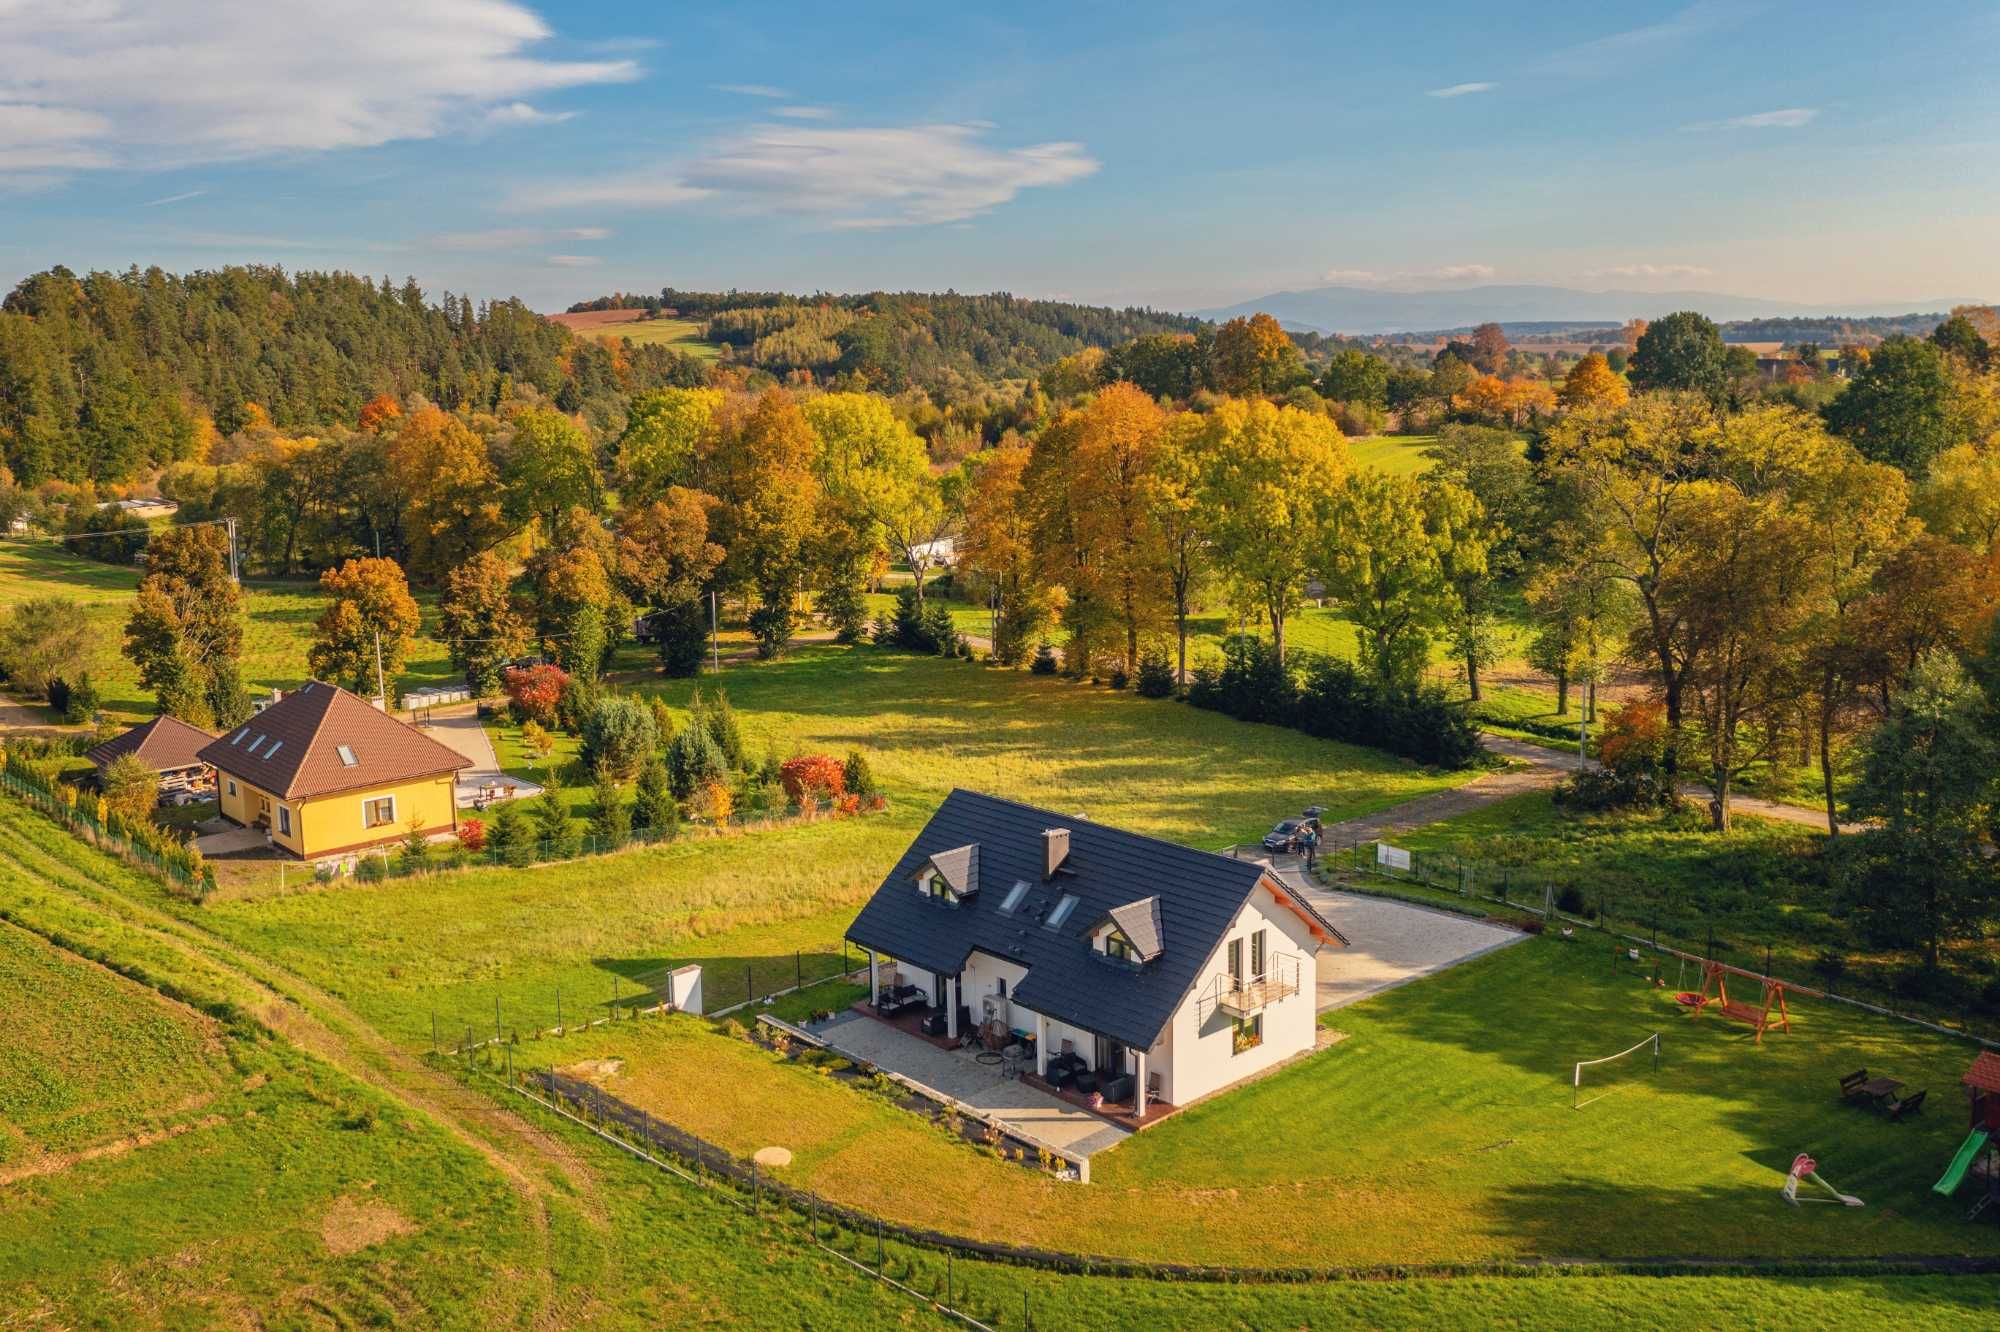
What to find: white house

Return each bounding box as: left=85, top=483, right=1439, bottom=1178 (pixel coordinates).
left=846, top=790, right=1346, bottom=1115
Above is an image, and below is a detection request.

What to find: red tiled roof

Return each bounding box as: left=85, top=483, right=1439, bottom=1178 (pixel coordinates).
left=1964, top=1051, right=2000, bottom=1095
left=86, top=714, right=215, bottom=772
left=195, top=681, right=468, bottom=800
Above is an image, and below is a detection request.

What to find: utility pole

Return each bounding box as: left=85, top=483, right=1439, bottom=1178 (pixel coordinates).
left=373, top=629, right=387, bottom=708
left=225, top=516, right=239, bottom=584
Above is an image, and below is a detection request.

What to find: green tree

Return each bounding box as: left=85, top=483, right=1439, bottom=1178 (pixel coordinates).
left=101, top=753, right=158, bottom=822
left=631, top=756, right=677, bottom=835
left=1628, top=311, right=1730, bottom=401
left=1196, top=399, right=1348, bottom=662
left=616, top=387, right=721, bottom=502
left=664, top=717, right=726, bottom=800
left=438, top=550, right=531, bottom=696
left=122, top=524, right=243, bottom=724
left=504, top=408, right=603, bottom=536
left=1319, top=472, right=1479, bottom=689
left=1318, top=349, right=1390, bottom=409
left=589, top=773, right=629, bottom=846
left=0, top=595, right=93, bottom=699
left=1823, top=336, right=1960, bottom=478
left=579, top=694, right=658, bottom=781
left=709, top=390, right=820, bottom=655
left=1838, top=649, right=1999, bottom=970
left=530, top=787, right=578, bottom=858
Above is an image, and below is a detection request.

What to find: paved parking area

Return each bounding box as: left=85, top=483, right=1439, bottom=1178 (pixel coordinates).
left=814, top=1011, right=1130, bottom=1158
left=1266, top=861, right=1527, bottom=1011
left=418, top=707, right=544, bottom=807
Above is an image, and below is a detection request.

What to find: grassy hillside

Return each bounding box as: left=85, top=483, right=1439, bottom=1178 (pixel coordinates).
left=550, top=309, right=721, bottom=361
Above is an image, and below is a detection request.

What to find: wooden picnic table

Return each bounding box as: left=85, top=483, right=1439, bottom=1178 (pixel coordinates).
left=1859, top=1077, right=1903, bottom=1101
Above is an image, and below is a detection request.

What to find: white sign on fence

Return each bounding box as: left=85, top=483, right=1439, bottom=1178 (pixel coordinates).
left=1377, top=843, right=1412, bottom=871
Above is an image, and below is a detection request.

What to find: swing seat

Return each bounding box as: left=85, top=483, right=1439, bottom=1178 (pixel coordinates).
left=1675, top=991, right=1708, bottom=1009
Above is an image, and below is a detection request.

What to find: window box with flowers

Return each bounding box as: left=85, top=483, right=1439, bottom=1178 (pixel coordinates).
left=1232, top=1014, right=1263, bottom=1055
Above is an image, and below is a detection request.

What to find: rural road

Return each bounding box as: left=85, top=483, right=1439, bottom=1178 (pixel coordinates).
left=1315, top=731, right=1838, bottom=845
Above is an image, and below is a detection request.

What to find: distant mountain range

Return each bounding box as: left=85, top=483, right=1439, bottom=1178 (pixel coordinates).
left=1192, top=284, right=1986, bottom=337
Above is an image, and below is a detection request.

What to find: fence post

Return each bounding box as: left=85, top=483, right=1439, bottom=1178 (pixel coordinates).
left=1025, top=1291, right=1032, bottom=1329
left=495, top=995, right=502, bottom=1044
left=877, top=1218, right=884, bottom=1271
left=557, top=985, right=563, bottom=1035
left=431, top=1010, right=438, bottom=1053
left=946, top=1249, right=952, bottom=1305
left=796, top=950, right=802, bottom=992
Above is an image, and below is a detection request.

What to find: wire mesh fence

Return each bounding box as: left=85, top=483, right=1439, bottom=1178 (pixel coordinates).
left=0, top=766, right=212, bottom=897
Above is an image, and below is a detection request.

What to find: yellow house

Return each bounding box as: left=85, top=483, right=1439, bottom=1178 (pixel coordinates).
left=196, top=681, right=469, bottom=861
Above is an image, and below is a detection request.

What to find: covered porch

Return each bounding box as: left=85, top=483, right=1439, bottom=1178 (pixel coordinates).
left=858, top=945, right=1177, bottom=1127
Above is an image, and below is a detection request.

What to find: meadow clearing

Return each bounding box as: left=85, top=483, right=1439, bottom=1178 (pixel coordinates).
left=0, top=540, right=459, bottom=722
left=547, top=308, right=722, bottom=361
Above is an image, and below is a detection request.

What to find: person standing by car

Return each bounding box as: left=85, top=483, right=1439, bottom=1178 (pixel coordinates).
left=1302, top=823, right=1319, bottom=873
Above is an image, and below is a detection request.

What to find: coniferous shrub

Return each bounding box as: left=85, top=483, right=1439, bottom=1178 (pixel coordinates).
left=1135, top=651, right=1175, bottom=698
left=1029, top=643, right=1058, bottom=675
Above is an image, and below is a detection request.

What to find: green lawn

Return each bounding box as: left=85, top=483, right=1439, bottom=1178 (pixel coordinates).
left=5, top=715, right=2000, bottom=1323
left=536, top=936, right=2000, bottom=1269
left=1365, top=790, right=2000, bottom=1037
left=207, top=645, right=1468, bottom=1048
left=1348, top=432, right=1439, bottom=476
left=0, top=540, right=456, bottom=721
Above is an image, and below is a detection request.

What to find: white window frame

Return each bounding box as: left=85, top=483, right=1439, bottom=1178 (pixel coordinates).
left=363, top=794, right=398, bottom=829
left=276, top=805, right=292, bottom=836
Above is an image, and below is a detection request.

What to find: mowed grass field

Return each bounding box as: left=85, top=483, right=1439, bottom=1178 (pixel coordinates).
left=5, top=694, right=1999, bottom=1322
left=535, top=937, right=1999, bottom=1270
left=210, top=645, right=1469, bottom=1046
left=0, top=540, right=457, bottom=720
left=549, top=309, right=721, bottom=361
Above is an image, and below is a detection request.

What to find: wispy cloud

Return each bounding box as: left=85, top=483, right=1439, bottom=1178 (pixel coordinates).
left=1584, top=262, right=1714, bottom=280
left=546, top=254, right=599, bottom=267
left=0, top=0, right=637, bottom=178
left=774, top=105, right=833, bottom=121
left=1319, top=263, right=1497, bottom=286
left=484, top=102, right=578, bottom=128
left=715, top=83, right=789, bottom=99
left=1684, top=107, right=1817, bottom=131
left=430, top=224, right=610, bottom=250
left=1426, top=82, right=1495, bottom=99
left=523, top=122, right=1098, bottom=228
left=1536, top=2, right=1744, bottom=78
left=142, top=188, right=207, bottom=208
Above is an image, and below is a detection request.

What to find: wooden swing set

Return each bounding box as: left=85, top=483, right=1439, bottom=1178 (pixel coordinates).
left=1675, top=959, right=1802, bottom=1044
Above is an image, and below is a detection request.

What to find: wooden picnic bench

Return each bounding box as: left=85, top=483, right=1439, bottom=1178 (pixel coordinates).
left=1887, top=1088, right=1927, bottom=1122
left=1839, top=1068, right=1870, bottom=1101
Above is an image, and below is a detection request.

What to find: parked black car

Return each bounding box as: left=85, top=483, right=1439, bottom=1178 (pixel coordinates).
left=1260, top=808, right=1324, bottom=853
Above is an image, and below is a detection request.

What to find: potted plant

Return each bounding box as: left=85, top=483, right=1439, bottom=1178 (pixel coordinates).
left=1087, top=1091, right=1104, bottom=1111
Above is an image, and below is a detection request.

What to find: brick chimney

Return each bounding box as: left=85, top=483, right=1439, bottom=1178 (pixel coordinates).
left=1042, top=827, right=1070, bottom=880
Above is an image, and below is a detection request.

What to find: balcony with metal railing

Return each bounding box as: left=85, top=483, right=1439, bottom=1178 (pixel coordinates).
left=1214, top=952, right=1302, bottom=1017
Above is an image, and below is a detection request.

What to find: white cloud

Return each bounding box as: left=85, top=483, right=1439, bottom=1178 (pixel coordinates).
left=1686, top=107, right=1818, bottom=130
left=1426, top=82, right=1495, bottom=99
left=0, top=103, right=116, bottom=169
left=0, top=1, right=636, bottom=176
left=774, top=105, right=833, bottom=120
left=546, top=254, right=599, bottom=267
left=141, top=188, right=205, bottom=207
left=715, top=83, right=789, bottom=99
left=528, top=123, right=1098, bottom=228
left=1537, top=3, right=1741, bottom=78
left=430, top=224, right=611, bottom=250
left=1585, top=262, right=1713, bottom=280
left=484, top=101, right=578, bottom=127
left=1318, top=263, right=1498, bottom=287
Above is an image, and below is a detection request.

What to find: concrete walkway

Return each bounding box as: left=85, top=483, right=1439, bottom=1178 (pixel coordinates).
left=1261, top=856, right=1528, bottom=1011
left=418, top=706, right=543, bottom=807
left=815, top=1011, right=1131, bottom=1158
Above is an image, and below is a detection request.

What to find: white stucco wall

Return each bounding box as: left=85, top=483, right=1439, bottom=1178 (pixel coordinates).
left=1157, top=880, right=1321, bottom=1106
left=960, top=950, right=1030, bottom=1033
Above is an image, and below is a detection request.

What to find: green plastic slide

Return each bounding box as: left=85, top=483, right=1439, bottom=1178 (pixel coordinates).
left=1932, top=1129, right=1990, bottom=1196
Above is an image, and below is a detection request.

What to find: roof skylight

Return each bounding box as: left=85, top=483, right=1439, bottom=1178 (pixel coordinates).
left=1044, top=893, right=1080, bottom=930
left=336, top=744, right=358, bottom=767
left=999, top=880, right=1030, bottom=914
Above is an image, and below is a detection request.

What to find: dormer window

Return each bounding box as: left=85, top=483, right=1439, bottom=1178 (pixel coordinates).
left=914, top=844, right=979, bottom=904
left=1105, top=931, right=1138, bottom=963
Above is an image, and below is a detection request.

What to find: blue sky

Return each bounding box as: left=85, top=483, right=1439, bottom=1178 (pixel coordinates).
left=4, top=1, right=1997, bottom=312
